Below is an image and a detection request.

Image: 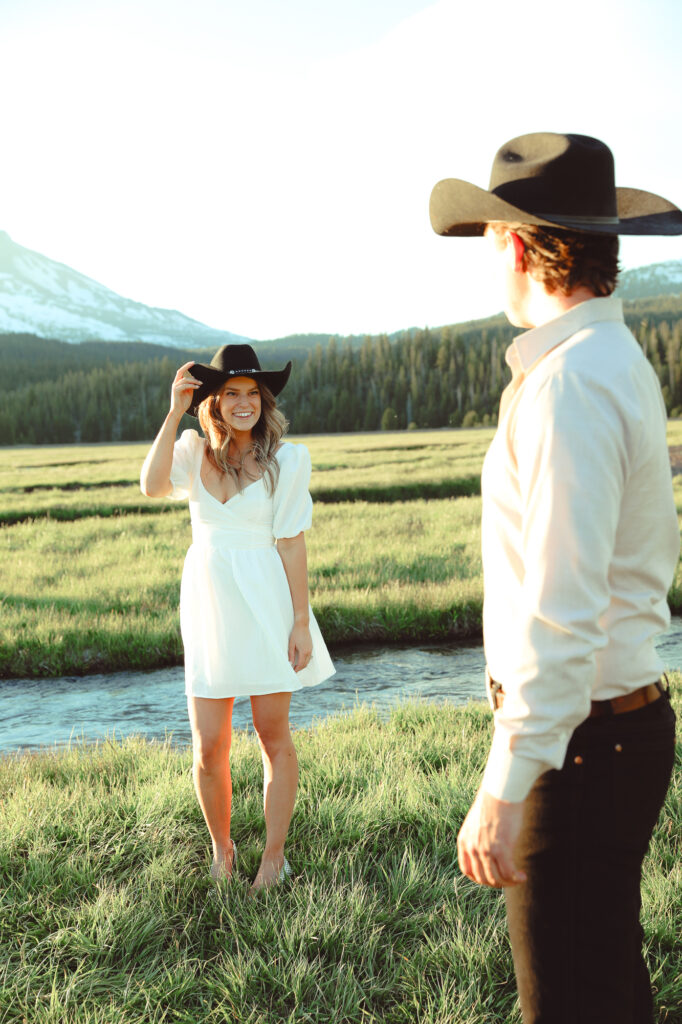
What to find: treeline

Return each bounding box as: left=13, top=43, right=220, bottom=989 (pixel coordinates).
left=282, top=307, right=682, bottom=432
left=2, top=301, right=682, bottom=445
left=284, top=326, right=511, bottom=433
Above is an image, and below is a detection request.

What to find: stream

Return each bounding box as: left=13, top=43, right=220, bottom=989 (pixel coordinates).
left=3, top=618, right=682, bottom=754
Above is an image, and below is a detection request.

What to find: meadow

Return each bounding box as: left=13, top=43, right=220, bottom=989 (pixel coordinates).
left=2, top=429, right=681, bottom=1024
left=2, top=430, right=487, bottom=678
left=0, top=691, right=680, bottom=1024
left=4, top=426, right=682, bottom=677
left=0, top=430, right=489, bottom=524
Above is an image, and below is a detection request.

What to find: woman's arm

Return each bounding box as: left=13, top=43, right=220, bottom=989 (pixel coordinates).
left=276, top=532, right=313, bottom=672
left=140, top=362, right=201, bottom=497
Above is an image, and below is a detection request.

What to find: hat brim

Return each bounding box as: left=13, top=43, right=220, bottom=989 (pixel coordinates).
left=187, top=361, right=292, bottom=417
left=429, top=181, right=682, bottom=237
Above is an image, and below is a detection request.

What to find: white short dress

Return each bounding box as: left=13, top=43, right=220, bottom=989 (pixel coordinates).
left=169, top=429, right=335, bottom=698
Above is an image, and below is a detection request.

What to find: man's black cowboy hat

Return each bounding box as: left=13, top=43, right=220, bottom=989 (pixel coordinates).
left=187, top=344, right=292, bottom=417
left=430, top=133, right=682, bottom=237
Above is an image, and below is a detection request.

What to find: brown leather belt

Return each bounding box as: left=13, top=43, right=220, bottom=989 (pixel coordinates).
left=487, top=678, right=665, bottom=716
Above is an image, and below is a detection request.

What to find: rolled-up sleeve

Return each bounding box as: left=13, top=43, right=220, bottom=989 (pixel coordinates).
left=482, top=372, right=627, bottom=802
left=273, top=444, right=313, bottom=539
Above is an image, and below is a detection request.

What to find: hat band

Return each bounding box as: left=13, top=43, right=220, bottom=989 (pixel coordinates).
left=534, top=212, right=620, bottom=226
left=227, top=368, right=259, bottom=375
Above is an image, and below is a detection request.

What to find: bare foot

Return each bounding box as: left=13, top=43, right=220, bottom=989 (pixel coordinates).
left=250, top=853, right=290, bottom=892
left=210, top=840, right=237, bottom=882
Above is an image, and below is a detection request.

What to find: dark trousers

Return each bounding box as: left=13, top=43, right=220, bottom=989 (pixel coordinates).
left=504, top=692, right=676, bottom=1024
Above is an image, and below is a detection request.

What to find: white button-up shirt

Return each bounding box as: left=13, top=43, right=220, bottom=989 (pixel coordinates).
left=480, top=296, right=680, bottom=803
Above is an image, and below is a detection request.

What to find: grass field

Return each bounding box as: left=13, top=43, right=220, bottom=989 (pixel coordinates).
left=3, top=425, right=682, bottom=677
left=1, top=691, right=680, bottom=1024
left=1, top=498, right=484, bottom=677
left=0, top=430, right=490, bottom=523
left=2, top=430, right=681, bottom=1023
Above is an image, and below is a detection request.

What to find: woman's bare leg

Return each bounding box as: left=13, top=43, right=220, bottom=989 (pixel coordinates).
left=187, top=695, right=236, bottom=878
left=250, top=692, right=298, bottom=888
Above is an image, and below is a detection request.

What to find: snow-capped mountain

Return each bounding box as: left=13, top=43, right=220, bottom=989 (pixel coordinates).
left=1, top=230, right=680, bottom=350
left=0, top=231, right=250, bottom=348
left=617, top=260, right=682, bottom=301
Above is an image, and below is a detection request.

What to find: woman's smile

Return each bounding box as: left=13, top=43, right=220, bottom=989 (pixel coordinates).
left=218, top=376, right=262, bottom=431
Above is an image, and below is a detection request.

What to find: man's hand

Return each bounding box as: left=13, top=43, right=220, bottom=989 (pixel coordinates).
left=457, top=787, right=527, bottom=888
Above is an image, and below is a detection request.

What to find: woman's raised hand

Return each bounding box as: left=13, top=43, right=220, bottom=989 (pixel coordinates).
left=170, top=362, right=202, bottom=418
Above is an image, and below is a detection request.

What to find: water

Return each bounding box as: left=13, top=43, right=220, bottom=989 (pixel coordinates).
left=3, top=619, right=682, bottom=755
left=1, top=643, right=487, bottom=754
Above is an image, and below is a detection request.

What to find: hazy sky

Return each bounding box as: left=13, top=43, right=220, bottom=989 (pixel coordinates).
left=2, top=0, right=682, bottom=339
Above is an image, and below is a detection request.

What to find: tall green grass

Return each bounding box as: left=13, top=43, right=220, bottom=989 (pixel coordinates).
left=1, top=499, right=482, bottom=677
left=1, top=690, right=679, bottom=1024
left=3, top=427, right=682, bottom=676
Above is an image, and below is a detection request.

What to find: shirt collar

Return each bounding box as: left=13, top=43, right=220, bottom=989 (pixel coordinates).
left=505, top=296, right=624, bottom=380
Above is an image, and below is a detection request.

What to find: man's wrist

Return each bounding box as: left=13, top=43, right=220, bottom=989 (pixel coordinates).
left=481, top=734, right=549, bottom=803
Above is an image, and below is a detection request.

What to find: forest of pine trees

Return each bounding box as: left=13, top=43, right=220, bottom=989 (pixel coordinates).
left=2, top=301, right=682, bottom=445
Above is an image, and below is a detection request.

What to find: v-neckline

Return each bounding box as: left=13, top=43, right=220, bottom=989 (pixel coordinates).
left=197, top=440, right=286, bottom=507
left=199, top=471, right=264, bottom=507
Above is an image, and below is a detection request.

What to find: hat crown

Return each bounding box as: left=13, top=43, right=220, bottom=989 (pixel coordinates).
left=209, top=344, right=262, bottom=376
left=489, top=133, right=617, bottom=219
left=429, top=131, right=682, bottom=237
left=186, top=344, right=293, bottom=416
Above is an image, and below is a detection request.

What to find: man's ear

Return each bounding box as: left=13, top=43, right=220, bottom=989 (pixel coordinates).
left=508, top=231, right=525, bottom=272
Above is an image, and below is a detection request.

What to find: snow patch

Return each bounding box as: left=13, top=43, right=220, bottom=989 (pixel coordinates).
left=0, top=231, right=247, bottom=346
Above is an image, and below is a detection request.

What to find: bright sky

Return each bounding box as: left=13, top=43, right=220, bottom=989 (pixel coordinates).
left=2, top=0, right=682, bottom=340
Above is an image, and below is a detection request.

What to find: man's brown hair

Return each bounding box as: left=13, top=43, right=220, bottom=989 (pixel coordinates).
left=491, top=223, right=621, bottom=297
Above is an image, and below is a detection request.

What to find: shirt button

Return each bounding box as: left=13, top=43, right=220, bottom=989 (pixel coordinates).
left=573, top=755, right=583, bottom=765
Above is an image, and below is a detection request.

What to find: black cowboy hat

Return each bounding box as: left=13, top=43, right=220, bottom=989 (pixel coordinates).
left=430, top=133, right=682, bottom=237
left=187, top=344, right=292, bottom=417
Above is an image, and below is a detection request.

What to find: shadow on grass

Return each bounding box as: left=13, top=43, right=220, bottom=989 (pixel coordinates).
left=0, top=503, right=179, bottom=526
left=0, top=477, right=482, bottom=525
left=311, top=476, right=481, bottom=503
left=10, top=480, right=137, bottom=493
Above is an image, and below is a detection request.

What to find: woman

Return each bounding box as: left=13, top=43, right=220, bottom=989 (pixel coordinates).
left=140, top=344, right=335, bottom=890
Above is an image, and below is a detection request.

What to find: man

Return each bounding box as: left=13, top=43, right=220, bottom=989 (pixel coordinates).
left=429, top=134, right=682, bottom=1022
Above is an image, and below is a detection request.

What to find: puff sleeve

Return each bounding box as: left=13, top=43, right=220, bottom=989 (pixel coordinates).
left=273, top=444, right=313, bottom=539
left=169, top=429, right=202, bottom=500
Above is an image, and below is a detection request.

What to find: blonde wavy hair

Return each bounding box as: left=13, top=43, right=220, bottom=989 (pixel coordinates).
left=197, top=380, right=289, bottom=494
